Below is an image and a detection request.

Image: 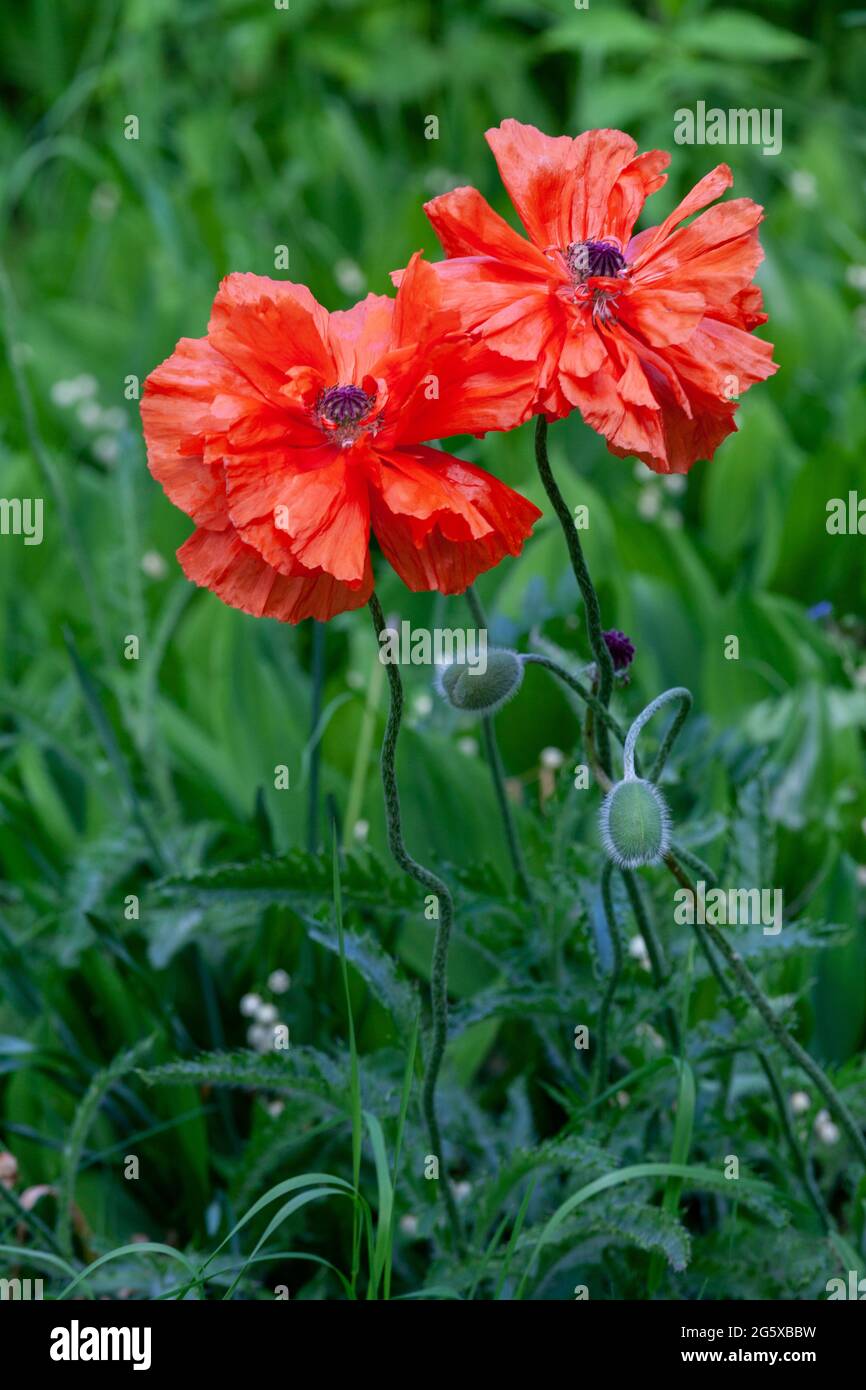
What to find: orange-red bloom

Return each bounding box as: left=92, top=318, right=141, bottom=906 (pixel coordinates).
left=141, top=255, right=540, bottom=623
left=414, top=121, right=778, bottom=474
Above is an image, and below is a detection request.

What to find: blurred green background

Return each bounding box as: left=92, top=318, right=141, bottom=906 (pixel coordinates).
left=1, top=0, right=865, bottom=1299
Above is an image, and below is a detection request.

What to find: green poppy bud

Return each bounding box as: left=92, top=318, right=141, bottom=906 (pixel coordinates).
left=600, top=776, right=671, bottom=869
left=436, top=649, right=524, bottom=717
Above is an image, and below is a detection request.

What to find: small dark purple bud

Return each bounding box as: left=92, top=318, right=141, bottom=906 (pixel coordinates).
left=603, top=629, right=635, bottom=673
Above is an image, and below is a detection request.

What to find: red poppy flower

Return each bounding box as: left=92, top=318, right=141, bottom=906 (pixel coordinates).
left=412, top=121, right=778, bottom=474
left=141, top=255, right=541, bottom=623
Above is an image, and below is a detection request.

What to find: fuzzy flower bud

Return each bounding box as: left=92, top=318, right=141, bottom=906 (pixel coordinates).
left=599, top=686, right=689, bottom=870
left=600, top=776, right=671, bottom=868
left=436, top=649, right=524, bottom=716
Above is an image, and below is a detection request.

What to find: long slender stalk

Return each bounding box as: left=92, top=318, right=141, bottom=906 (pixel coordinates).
left=620, top=869, right=682, bottom=1054
left=576, top=652, right=847, bottom=1219
left=307, top=620, right=326, bottom=853
left=594, top=863, right=622, bottom=1097
left=479, top=716, right=537, bottom=906
left=522, top=653, right=630, bottom=756
left=665, top=851, right=866, bottom=1170
left=465, top=587, right=537, bottom=908
left=534, top=416, right=614, bottom=774
left=368, top=592, right=464, bottom=1251
left=342, top=624, right=386, bottom=851
left=527, top=425, right=860, bottom=1215
left=686, top=897, right=830, bottom=1228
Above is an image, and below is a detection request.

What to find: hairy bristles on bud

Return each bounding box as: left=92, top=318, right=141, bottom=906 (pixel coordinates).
left=435, top=648, right=524, bottom=717
left=599, top=777, right=671, bottom=869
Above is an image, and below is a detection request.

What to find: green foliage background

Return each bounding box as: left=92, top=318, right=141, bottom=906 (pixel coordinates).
left=0, top=0, right=864, bottom=1299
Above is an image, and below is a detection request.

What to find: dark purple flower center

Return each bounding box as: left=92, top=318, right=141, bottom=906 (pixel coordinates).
left=318, top=384, right=374, bottom=425
left=603, top=629, right=635, bottom=673
left=565, top=239, right=627, bottom=282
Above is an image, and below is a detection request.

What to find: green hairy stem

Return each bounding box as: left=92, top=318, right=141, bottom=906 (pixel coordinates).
left=534, top=416, right=615, bottom=775
left=368, top=592, right=464, bottom=1251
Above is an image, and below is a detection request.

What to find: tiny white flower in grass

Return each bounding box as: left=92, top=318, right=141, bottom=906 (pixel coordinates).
left=93, top=434, right=120, bottom=464
left=247, top=1024, right=269, bottom=1050
left=90, top=182, right=120, bottom=221
left=141, top=550, right=168, bottom=579
left=268, top=969, right=291, bottom=994
left=256, top=1002, right=278, bottom=1025
left=616, top=1090, right=630, bottom=1108
left=101, top=406, right=127, bottom=431
left=633, top=461, right=653, bottom=484
left=78, top=400, right=102, bottom=428
left=662, top=474, right=687, bottom=495
left=790, top=1091, right=810, bottom=1115
left=814, top=1109, right=840, bottom=1145
left=334, top=258, right=365, bottom=295
left=541, top=746, right=565, bottom=770
left=266, top=1100, right=285, bottom=1118
left=353, top=818, right=370, bottom=843
left=788, top=170, right=817, bottom=205
left=628, top=934, right=651, bottom=971
left=51, top=379, right=83, bottom=407
left=456, top=736, right=478, bottom=758
left=846, top=265, right=866, bottom=292
left=451, top=1180, right=472, bottom=1202
left=399, top=1213, right=419, bottom=1236
left=240, top=992, right=261, bottom=1017
left=423, top=167, right=464, bottom=196
left=636, top=1021, right=665, bottom=1051
left=637, top=486, right=661, bottom=520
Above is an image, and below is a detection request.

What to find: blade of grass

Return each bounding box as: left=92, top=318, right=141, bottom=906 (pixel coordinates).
left=223, top=1186, right=352, bottom=1299
left=342, top=637, right=385, bottom=849
left=493, top=1175, right=537, bottom=1300
left=57, top=1035, right=155, bottom=1256
left=57, top=1242, right=198, bottom=1300
left=364, top=1110, right=393, bottom=1300
left=384, top=1008, right=419, bottom=1300
left=0, top=1244, right=82, bottom=1288
left=333, top=831, right=363, bottom=1295
left=199, top=1171, right=355, bottom=1282
left=648, top=1058, right=696, bottom=1295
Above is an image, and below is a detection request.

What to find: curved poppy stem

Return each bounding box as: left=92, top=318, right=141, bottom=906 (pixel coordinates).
left=368, top=592, right=464, bottom=1252
left=534, top=415, right=614, bottom=775
left=623, top=687, right=692, bottom=781
left=522, top=654, right=628, bottom=751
